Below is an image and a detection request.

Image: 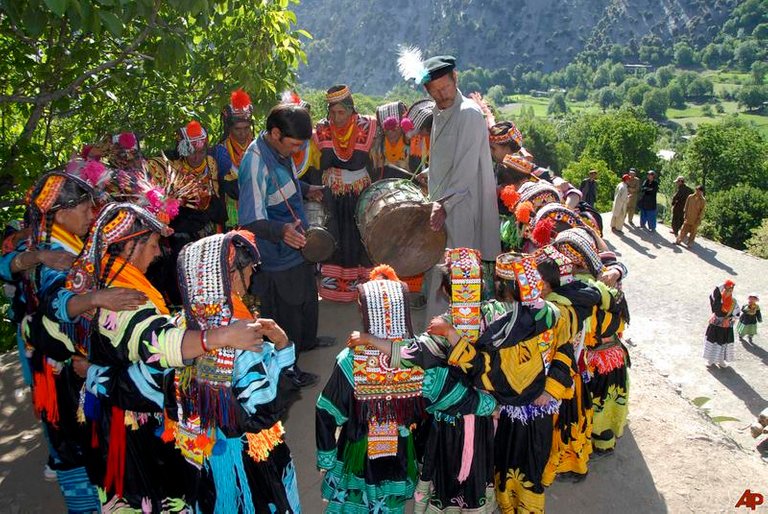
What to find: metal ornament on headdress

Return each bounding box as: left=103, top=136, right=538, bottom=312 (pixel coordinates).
left=495, top=252, right=544, bottom=306
left=553, top=228, right=604, bottom=278
left=67, top=203, right=172, bottom=294
left=447, top=248, right=483, bottom=343
left=405, top=98, right=435, bottom=136
left=178, top=121, right=208, bottom=157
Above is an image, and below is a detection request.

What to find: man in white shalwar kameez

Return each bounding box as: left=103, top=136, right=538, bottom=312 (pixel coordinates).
left=418, top=56, right=501, bottom=320
left=611, top=174, right=630, bottom=233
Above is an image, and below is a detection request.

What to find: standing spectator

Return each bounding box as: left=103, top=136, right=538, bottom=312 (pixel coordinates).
left=553, top=176, right=582, bottom=210
left=670, top=175, right=693, bottom=237
left=625, top=168, right=641, bottom=226
left=703, top=280, right=738, bottom=368
left=638, top=170, right=659, bottom=231
left=579, top=169, right=598, bottom=207
left=610, top=174, right=630, bottom=234
left=675, top=185, right=706, bottom=247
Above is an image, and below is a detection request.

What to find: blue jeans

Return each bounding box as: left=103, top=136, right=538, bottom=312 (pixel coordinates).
left=640, top=208, right=657, bottom=230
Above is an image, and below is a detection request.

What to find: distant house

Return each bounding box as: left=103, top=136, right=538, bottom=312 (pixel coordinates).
left=530, top=90, right=550, bottom=97
left=624, top=64, right=654, bottom=75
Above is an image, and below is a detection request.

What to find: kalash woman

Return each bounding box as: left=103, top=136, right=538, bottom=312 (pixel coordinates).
left=351, top=248, right=502, bottom=513
left=316, top=265, right=495, bottom=513
left=703, top=280, right=738, bottom=368
left=314, top=84, right=377, bottom=302
left=442, top=252, right=597, bottom=514
left=67, top=203, right=264, bottom=511
left=162, top=231, right=301, bottom=513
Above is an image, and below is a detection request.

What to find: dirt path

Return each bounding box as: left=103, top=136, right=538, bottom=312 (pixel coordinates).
left=1, top=217, right=767, bottom=512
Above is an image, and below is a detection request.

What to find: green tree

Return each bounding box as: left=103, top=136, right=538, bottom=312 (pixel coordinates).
left=751, top=61, right=768, bottom=84
left=745, top=218, right=768, bottom=258
left=486, top=85, right=506, bottom=105
left=666, top=82, right=686, bottom=109
left=754, top=22, right=768, bottom=40
left=562, top=156, right=616, bottom=212
left=515, top=116, right=571, bottom=172
left=642, top=89, right=669, bottom=120
left=547, top=93, right=568, bottom=117
left=734, top=40, right=759, bottom=70
left=0, top=0, right=307, bottom=194
left=597, top=87, right=617, bottom=111
left=582, top=108, right=659, bottom=176
left=682, top=119, right=768, bottom=192
left=736, top=85, right=768, bottom=111
left=626, top=84, right=652, bottom=106
left=655, top=65, right=676, bottom=88
left=673, top=42, right=696, bottom=67
left=609, top=63, right=626, bottom=85
left=699, top=185, right=768, bottom=249
left=686, top=77, right=714, bottom=100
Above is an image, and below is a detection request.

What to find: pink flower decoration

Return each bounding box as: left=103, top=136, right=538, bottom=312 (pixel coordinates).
left=81, top=160, right=106, bottom=186
left=146, top=188, right=164, bottom=210
left=117, top=132, right=137, bottom=150
left=382, top=116, right=399, bottom=131
left=400, top=117, right=414, bottom=133
left=65, top=159, right=80, bottom=174
left=165, top=198, right=180, bottom=219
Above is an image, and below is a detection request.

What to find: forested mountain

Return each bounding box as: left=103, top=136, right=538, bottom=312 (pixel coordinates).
left=293, top=0, right=739, bottom=94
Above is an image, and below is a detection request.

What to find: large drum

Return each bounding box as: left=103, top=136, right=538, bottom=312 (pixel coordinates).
left=302, top=200, right=335, bottom=263
left=356, top=179, right=446, bottom=277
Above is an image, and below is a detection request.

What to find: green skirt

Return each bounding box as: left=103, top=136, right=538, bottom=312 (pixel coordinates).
left=737, top=322, right=758, bottom=337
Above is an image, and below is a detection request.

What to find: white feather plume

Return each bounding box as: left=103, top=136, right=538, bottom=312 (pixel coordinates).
left=397, top=46, right=428, bottom=84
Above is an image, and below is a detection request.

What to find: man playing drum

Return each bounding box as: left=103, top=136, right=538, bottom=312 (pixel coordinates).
left=238, top=103, right=335, bottom=389
left=398, top=52, right=501, bottom=319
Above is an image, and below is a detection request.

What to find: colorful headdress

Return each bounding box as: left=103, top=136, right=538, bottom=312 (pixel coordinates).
left=490, top=121, right=524, bottom=149
left=502, top=154, right=535, bottom=176
left=177, top=121, right=208, bottom=157
left=405, top=98, right=435, bottom=136
left=376, top=101, right=413, bottom=133
left=534, top=245, right=574, bottom=285
left=355, top=265, right=422, bottom=459
left=495, top=252, right=544, bottom=306
left=517, top=181, right=561, bottom=211
left=228, top=89, right=253, bottom=118
left=27, top=171, right=94, bottom=247
left=102, top=132, right=142, bottom=170
left=325, top=84, right=352, bottom=105
left=446, top=248, right=483, bottom=343
left=553, top=228, right=604, bottom=278
left=67, top=203, right=172, bottom=294
left=531, top=203, right=588, bottom=246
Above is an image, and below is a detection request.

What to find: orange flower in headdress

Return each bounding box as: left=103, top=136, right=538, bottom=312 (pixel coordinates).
left=500, top=185, right=520, bottom=211
left=186, top=121, right=204, bottom=139
left=515, top=201, right=534, bottom=224
left=370, top=264, right=399, bottom=282
left=532, top=218, right=556, bottom=246
left=230, top=89, right=252, bottom=111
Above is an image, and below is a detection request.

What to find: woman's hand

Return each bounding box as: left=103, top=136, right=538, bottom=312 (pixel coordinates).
left=346, top=331, right=369, bottom=348
left=71, top=355, right=91, bottom=378
left=533, top=391, right=555, bottom=406
left=258, top=318, right=290, bottom=349
left=214, top=320, right=265, bottom=353
left=427, top=317, right=451, bottom=337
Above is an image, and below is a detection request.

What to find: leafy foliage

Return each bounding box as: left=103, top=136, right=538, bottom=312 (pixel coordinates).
left=581, top=108, right=659, bottom=175
left=563, top=156, right=617, bottom=212
left=0, top=0, right=308, bottom=195
left=698, top=185, right=768, bottom=250
left=746, top=218, right=768, bottom=259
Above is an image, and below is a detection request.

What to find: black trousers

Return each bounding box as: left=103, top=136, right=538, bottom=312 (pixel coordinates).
left=252, top=261, right=319, bottom=363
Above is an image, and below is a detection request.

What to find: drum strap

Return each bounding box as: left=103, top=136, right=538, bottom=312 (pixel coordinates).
left=266, top=170, right=305, bottom=235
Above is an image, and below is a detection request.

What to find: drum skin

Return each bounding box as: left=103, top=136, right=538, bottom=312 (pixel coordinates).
left=356, top=179, right=446, bottom=277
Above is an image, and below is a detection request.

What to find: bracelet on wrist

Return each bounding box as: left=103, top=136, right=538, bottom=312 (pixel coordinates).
left=200, top=330, right=210, bottom=353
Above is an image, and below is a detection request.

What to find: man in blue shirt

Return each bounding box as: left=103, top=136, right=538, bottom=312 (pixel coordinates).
left=239, top=104, right=333, bottom=388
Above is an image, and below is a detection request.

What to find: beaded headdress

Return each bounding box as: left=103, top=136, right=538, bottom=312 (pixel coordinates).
left=531, top=203, right=588, bottom=246
left=67, top=202, right=172, bottom=294
left=517, top=180, right=561, bottom=211
left=446, top=248, right=483, bottom=343
left=534, top=245, right=574, bottom=285
left=376, top=101, right=413, bottom=133
left=490, top=121, right=524, bottom=148
left=177, top=121, right=208, bottom=157
left=175, top=231, right=260, bottom=434
left=27, top=171, right=94, bottom=247
left=325, top=84, right=352, bottom=105
left=406, top=99, right=435, bottom=137
left=502, top=154, right=535, bottom=176
left=354, top=265, right=422, bottom=459
left=553, top=228, right=604, bottom=278
left=496, top=252, right=544, bottom=306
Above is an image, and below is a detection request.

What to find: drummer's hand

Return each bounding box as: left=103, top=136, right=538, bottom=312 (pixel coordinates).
left=282, top=220, right=306, bottom=249
left=429, top=202, right=446, bottom=231
left=415, top=171, right=429, bottom=187
left=306, top=185, right=325, bottom=202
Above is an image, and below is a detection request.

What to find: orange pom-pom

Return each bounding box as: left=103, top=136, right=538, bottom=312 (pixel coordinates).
left=369, top=264, right=400, bottom=282
left=230, top=89, right=252, bottom=110
left=515, top=201, right=534, bottom=224
left=532, top=218, right=555, bottom=246
left=500, top=185, right=520, bottom=211
left=186, top=121, right=204, bottom=138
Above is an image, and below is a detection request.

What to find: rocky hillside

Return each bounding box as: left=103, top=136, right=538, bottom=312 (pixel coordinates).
left=292, top=0, right=739, bottom=94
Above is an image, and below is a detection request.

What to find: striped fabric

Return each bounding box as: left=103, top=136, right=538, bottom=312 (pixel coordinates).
left=702, top=339, right=735, bottom=364
left=56, top=466, right=100, bottom=513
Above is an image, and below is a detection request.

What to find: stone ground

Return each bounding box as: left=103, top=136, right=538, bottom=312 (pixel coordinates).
left=1, top=215, right=767, bottom=513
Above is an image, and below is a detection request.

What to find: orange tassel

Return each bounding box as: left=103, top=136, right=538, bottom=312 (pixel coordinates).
left=160, top=418, right=177, bottom=443
left=369, top=264, right=399, bottom=282
left=533, top=218, right=556, bottom=246
left=32, top=360, right=59, bottom=427
left=186, top=121, right=204, bottom=138
left=515, top=201, right=534, bottom=224
left=230, top=89, right=252, bottom=110
left=500, top=185, right=520, bottom=211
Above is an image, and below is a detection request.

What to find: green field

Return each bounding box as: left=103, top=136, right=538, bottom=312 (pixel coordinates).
left=497, top=71, right=768, bottom=137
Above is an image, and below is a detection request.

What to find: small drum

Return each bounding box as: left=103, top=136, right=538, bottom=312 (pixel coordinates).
left=302, top=200, right=336, bottom=263
left=356, top=179, right=447, bottom=277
